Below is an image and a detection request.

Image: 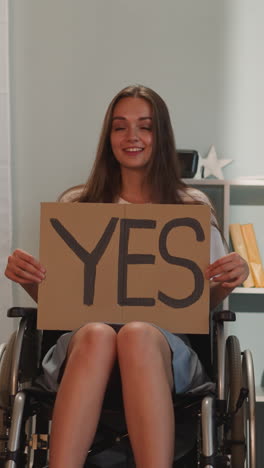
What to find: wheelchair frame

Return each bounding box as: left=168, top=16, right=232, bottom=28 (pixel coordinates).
left=0, top=307, right=256, bottom=468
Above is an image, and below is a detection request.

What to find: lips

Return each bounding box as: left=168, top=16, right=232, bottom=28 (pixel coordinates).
left=124, top=147, right=144, bottom=153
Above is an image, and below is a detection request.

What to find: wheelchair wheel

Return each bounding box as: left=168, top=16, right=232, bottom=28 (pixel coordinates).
left=0, top=333, right=16, bottom=409
left=0, top=343, right=7, bottom=461
left=242, top=350, right=256, bottom=468
left=0, top=334, right=17, bottom=465
left=225, top=335, right=246, bottom=468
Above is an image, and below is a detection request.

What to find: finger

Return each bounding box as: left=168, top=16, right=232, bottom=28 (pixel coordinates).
left=223, top=268, right=250, bottom=287
left=210, top=272, right=238, bottom=284
left=9, top=256, right=45, bottom=280
left=13, top=249, right=46, bottom=273
left=212, top=270, right=247, bottom=288
left=5, top=271, right=39, bottom=284
left=205, top=259, right=231, bottom=278
left=5, top=265, right=44, bottom=284
left=206, top=262, right=235, bottom=280
left=210, top=262, right=246, bottom=280
left=222, top=278, right=244, bottom=288
left=206, top=256, right=244, bottom=280
left=206, top=252, right=242, bottom=272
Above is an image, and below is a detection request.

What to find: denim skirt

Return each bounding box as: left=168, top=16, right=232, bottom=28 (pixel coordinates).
left=37, top=323, right=214, bottom=397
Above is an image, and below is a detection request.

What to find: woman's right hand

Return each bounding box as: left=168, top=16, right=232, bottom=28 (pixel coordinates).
left=5, top=249, right=46, bottom=285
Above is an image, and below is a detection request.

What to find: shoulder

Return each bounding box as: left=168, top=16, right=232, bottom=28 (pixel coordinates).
left=57, top=185, right=84, bottom=203
left=180, top=186, right=219, bottom=227
left=179, top=186, right=213, bottom=207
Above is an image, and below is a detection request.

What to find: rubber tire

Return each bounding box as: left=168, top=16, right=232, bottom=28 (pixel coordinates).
left=0, top=344, right=7, bottom=461
left=225, top=335, right=246, bottom=468
left=242, top=350, right=256, bottom=468
left=0, top=332, right=16, bottom=408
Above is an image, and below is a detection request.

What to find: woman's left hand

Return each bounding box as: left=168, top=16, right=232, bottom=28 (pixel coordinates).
left=205, top=252, right=249, bottom=289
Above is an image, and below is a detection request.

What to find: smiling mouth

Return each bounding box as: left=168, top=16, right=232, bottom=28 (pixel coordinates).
left=124, top=147, right=144, bottom=153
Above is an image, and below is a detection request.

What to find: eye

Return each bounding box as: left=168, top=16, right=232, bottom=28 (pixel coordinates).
left=140, top=126, right=152, bottom=131
left=112, top=126, right=126, bottom=132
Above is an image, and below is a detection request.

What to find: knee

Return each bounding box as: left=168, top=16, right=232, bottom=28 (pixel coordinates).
left=117, top=322, right=157, bottom=359
left=68, top=323, right=117, bottom=358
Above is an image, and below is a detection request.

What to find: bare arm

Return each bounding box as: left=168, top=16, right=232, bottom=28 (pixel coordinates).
left=4, top=249, right=46, bottom=303
left=205, top=252, right=249, bottom=311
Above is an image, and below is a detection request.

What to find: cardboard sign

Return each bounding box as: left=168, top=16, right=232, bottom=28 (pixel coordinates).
left=38, top=203, right=211, bottom=333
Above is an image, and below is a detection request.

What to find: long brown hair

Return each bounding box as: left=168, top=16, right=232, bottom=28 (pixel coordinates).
left=78, top=85, right=187, bottom=204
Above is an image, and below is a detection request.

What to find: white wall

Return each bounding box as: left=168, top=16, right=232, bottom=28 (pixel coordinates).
left=219, top=0, right=264, bottom=179
left=7, top=0, right=264, bottom=380
left=0, top=0, right=13, bottom=342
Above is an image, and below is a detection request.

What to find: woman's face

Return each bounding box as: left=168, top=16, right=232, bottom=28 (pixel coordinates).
left=110, top=97, right=153, bottom=173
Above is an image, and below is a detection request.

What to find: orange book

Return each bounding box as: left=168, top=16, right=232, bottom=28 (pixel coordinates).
left=241, top=223, right=264, bottom=288
left=229, top=223, right=254, bottom=288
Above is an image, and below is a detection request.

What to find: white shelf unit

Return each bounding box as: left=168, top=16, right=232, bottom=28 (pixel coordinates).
left=184, top=178, right=264, bottom=401
left=229, top=179, right=264, bottom=403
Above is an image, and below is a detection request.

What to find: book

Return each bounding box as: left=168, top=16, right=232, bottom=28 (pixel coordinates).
left=241, top=223, right=264, bottom=288
left=229, top=223, right=255, bottom=288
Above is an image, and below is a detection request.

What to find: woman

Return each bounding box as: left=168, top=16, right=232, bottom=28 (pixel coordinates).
left=5, top=85, right=249, bottom=468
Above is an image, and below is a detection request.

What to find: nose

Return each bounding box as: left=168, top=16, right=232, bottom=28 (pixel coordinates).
left=127, top=126, right=139, bottom=141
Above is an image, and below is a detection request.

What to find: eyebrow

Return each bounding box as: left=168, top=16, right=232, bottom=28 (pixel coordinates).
left=112, top=116, right=152, bottom=121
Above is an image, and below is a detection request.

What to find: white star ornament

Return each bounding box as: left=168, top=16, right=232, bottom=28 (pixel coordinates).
left=202, top=145, right=232, bottom=179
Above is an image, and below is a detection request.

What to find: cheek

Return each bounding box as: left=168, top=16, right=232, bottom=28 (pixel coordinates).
left=110, top=133, right=121, bottom=150
left=145, top=134, right=153, bottom=148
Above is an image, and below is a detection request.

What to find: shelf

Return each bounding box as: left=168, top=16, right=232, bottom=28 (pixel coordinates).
left=184, top=179, right=227, bottom=186
left=230, top=179, right=264, bottom=205
left=229, top=179, right=264, bottom=187
left=233, top=287, right=264, bottom=294
left=256, top=386, right=264, bottom=403
left=185, top=178, right=264, bottom=187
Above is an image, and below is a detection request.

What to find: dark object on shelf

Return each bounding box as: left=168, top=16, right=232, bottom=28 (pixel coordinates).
left=178, top=150, right=199, bottom=178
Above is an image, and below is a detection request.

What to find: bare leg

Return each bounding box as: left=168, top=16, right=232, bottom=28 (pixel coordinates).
left=49, top=323, right=117, bottom=468
left=117, top=322, right=175, bottom=468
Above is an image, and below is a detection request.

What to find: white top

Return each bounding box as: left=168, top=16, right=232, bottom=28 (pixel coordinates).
left=118, top=186, right=226, bottom=264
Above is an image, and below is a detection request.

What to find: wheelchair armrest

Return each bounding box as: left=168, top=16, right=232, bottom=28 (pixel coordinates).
left=7, top=307, right=37, bottom=319
left=213, top=310, right=236, bottom=323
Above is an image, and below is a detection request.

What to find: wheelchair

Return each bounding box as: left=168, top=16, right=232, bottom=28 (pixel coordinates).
left=0, top=305, right=256, bottom=468
left=0, top=184, right=256, bottom=467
